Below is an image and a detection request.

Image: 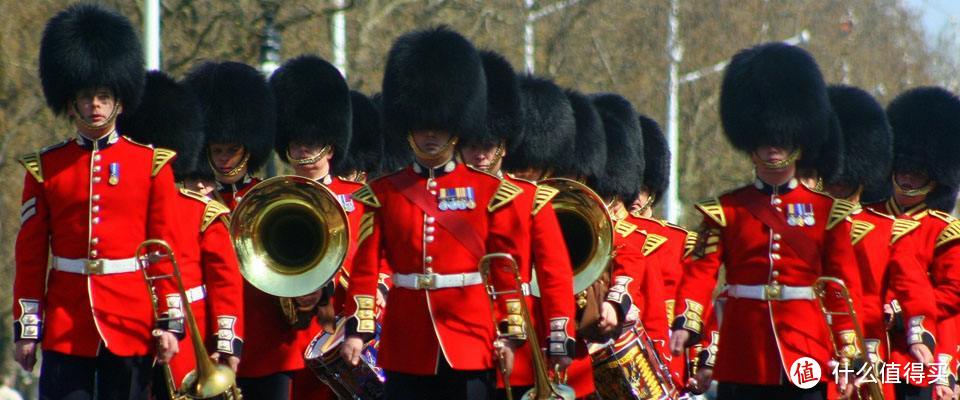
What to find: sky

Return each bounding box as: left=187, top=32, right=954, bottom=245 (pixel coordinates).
left=905, top=0, right=960, bottom=44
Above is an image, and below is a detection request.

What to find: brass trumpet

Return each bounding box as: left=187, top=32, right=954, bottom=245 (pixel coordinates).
left=479, top=253, right=576, bottom=400
left=231, top=176, right=350, bottom=326
left=813, top=276, right=884, bottom=400
left=137, top=239, right=242, bottom=400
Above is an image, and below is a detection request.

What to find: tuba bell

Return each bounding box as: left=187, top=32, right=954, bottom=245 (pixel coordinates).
left=529, top=178, right=614, bottom=341
left=137, top=239, right=242, bottom=400
left=231, top=175, right=351, bottom=326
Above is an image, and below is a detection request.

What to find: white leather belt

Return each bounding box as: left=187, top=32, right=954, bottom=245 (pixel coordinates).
left=185, top=285, right=206, bottom=303
left=393, top=272, right=483, bottom=290
left=725, top=284, right=814, bottom=301
left=52, top=257, right=139, bottom=275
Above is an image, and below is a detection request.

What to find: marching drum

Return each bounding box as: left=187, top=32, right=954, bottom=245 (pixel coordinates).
left=590, top=327, right=679, bottom=400
left=304, top=319, right=385, bottom=400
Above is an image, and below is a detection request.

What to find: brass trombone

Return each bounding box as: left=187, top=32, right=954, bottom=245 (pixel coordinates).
left=137, top=239, right=242, bottom=400
left=479, top=253, right=576, bottom=400
left=231, top=175, right=350, bottom=326
left=813, top=276, right=884, bottom=400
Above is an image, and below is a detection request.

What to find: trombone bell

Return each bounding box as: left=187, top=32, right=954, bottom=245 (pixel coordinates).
left=232, top=176, right=350, bottom=298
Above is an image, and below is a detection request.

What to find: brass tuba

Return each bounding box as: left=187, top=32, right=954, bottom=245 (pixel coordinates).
left=137, top=239, right=242, bottom=400
left=813, top=277, right=884, bottom=400
left=231, top=176, right=351, bottom=326
left=530, top=178, right=614, bottom=341
left=479, top=253, right=576, bottom=400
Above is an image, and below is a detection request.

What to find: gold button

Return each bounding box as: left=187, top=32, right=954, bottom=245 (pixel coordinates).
left=94, top=155, right=101, bottom=161
left=430, top=190, right=437, bottom=195
left=93, top=177, right=102, bottom=183
left=424, top=256, right=433, bottom=263
left=773, top=233, right=781, bottom=241
left=93, top=166, right=102, bottom=173
left=772, top=253, right=781, bottom=260
left=92, top=206, right=100, bottom=213
left=90, top=250, right=98, bottom=258
left=425, top=235, right=435, bottom=243
left=91, top=237, right=99, bottom=245
left=772, top=243, right=780, bottom=251
left=426, top=226, right=436, bottom=234
left=92, top=194, right=101, bottom=202
left=92, top=217, right=100, bottom=224
left=428, top=180, right=438, bottom=188
left=772, top=198, right=783, bottom=205
left=426, top=217, right=436, bottom=224
left=771, top=270, right=780, bottom=278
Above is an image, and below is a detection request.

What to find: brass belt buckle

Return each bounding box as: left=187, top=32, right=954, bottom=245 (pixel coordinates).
left=85, top=259, right=104, bottom=275
left=417, top=273, right=436, bottom=290
left=764, top=284, right=782, bottom=300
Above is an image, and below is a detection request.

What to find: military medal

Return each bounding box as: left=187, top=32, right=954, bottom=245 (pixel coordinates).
left=438, top=187, right=476, bottom=210
left=801, top=203, right=815, bottom=226
left=108, top=162, right=120, bottom=185
left=465, top=187, right=476, bottom=210
left=438, top=189, right=451, bottom=211
left=337, top=194, right=355, bottom=212
left=786, top=203, right=815, bottom=226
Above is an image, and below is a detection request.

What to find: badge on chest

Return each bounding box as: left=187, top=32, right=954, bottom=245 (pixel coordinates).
left=108, top=162, right=120, bottom=186
left=786, top=203, right=815, bottom=226
left=438, top=187, right=476, bottom=211
left=337, top=194, right=355, bottom=212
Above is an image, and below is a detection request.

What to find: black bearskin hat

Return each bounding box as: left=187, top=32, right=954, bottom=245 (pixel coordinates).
left=40, top=3, right=144, bottom=115
left=720, top=43, right=831, bottom=162
left=470, top=50, right=524, bottom=150
left=589, top=93, right=644, bottom=203
left=638, top=114, right=670, bottom=205
left=381, top=26, right=487, bottom=141
left=370, top=92, right=412, bottom=175
left=184, top=61, right=276, bottom=174
left=825, top=85, right=892, bottom=196
left=887, top=87, right=960, bottom=212
left=336, top=91, right=384, bottom=177
left=118, top=71, right=203, bottom=181
left=502, top=75, right=576, bottom=174
left=270, top=55, right=352, bottom=168
left=560, top=89, right=607, bottom=180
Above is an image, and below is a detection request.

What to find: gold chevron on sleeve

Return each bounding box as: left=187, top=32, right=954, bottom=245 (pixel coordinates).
left=488, top=178, right=523, bottom=212
left=201, top=200, right=231, bottom=232
left=890, top=218, right=921, bottom=244
left=641, top=233, right=668, bottom=256
left=17, top=152, right=43, bottom=183
left=936, top=220, right=960, bottom=249
left=827, top=198, right=857, bottom=230
left=614, top=219, right=637, bottom=238
left=352, top=184, right=381, bottom=208
left=849, top=220, right=875, bottom=246
left=695, top=198, right=726, bottom=227
left=531, top=184, right=559, bottom=216
left=151, top=148, right=177, bottom=177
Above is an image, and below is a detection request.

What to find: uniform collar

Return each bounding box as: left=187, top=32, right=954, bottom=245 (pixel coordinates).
left=316, top=174, right=333, bottom=185
left=217, top=175, right=254, bottom=194
left=753, top=177, right=799, bottom=195
left=76, top=130, right=120, bottom=151
left=885, top=197, right=928, bottom=218
left=412, top=159, right=457, bottom=178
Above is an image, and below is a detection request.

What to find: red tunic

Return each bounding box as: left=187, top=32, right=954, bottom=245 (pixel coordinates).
left=166, top=189, right=244, bottom=385
left=880, top=199, right=960, bottom=385
left=492, top=176, right=576, bottom=389
left=14, top=133, right=180, bottom=357
left=673, top=179, right=862, bottom=385
left=344, top=161, right=522, bottom=374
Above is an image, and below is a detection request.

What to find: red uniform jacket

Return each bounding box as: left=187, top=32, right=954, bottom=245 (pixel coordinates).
left=881, top=199, right=960, bottom=384
left=493, top=176, right=576, bottom=388
left=633, top=214, right=697, bottom=387
left=344, top=161, right=521, bottom=374
left=14, top=132, right=180, bottom=357
left=673, top=179, right=863, bottom=385
left=166, top=189, right=244, bottom=384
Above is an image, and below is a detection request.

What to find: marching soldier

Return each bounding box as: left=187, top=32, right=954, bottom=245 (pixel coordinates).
left=268, top=54, right=366, bottom=400
left=13, top=4, right=181, bottom=399
left=337, top=90, right=385, bottom=183
left=340, top=27, right=522, bottom=399
left=880, top=87, right=960, bottom=400
left=184, top=61, right=284, bottom=398
left=669, top=43, right=864, bottom=399
left=458, top=50, right=577, bottom=399
left=184, top=61, right=276, bottom=210
left=117, top=70, right=245, bottom=397
left=627, top=114, right=701, bottom=389
left=503, top=78, right=599, bottom=397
